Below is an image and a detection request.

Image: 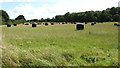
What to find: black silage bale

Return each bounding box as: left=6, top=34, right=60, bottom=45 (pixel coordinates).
left=65, top=22, right=67, bottom=24
left=85, top=22, right=87, bottom=24
left=91, top=23, right=94, bottom=25
left=117, top=24, right=120, bottom=26
left=76, top=24, right=84, bottom=30
left=114, top=23, right=118, bottom=26
left=25, top=23, right=29, bottom=25
left=74, top=22, right=76, bottom=24
left=94, top=22, right=96, bottom=24
left=7, top=24, right=11, bottom=27
left=62, top=22, right=64, bottom=24
left=45, top=23, right=48, bottom=26
left=37, top=23, right=41, bottom=25
left=13, top=24, right=17, bottom=26
left=32, top=24, right=37, bottom=27
left=51, top=23, right=54, bottom=25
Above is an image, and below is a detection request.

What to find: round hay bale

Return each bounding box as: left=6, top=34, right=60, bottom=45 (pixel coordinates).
left=117, top=24, right=120, bottom=26
left=76, top=24, right=84, bottom=30
left=114, top=23, right=118, bottom=26
left=7, top=24, right=11, bottom=27
left=32, top=24, right=37, bottom=27
left=45, top=23, right=48, bottom=26
left=51, top=23, right=54, bottom=25
left=65, top=22, right=67, bottom=24
left=85, top=22, right=87, bottom=24
left=13, top=24, right=17, bottom=26
left=74, top=22, right=76, bottom=24
left=94, top=22, right=96, bottom=24
left=37, top=23, right=41, bottom=25
left=91, top=23, right=94, bottom=25
left=25, top=23, right=29, bottom=25
left=62, top=22, right=64, bottom=24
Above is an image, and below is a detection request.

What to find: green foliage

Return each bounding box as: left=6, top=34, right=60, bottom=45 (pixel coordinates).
left=17, top=7, right=120, bottom=23
left=0, top=10, right=10, bottom=25
left=15, top=15, right=26, bottom=24
left=7, top=20, right=12, bottom=25
left=53, top=7, right=119, bottom=22
left=15, top=15, right=26, bottom=20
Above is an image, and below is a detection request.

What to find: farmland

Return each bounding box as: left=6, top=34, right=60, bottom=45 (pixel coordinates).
left=1, top=22, right=119, bottom=66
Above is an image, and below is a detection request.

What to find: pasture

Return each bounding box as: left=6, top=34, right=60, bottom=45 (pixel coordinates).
left=2, top=22, right=119, bottom=66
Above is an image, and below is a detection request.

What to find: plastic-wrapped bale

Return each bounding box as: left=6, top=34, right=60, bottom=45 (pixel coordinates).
left=65, top=22, right=67, bottom=24
left=45, top=23, right=48, bottom=26
left=114, top=23, right=117, bottom=26
left=76, top=24, right=84, bottom=30
left=25, top=23, right=29, bottom=25
left=74, top=22, right=76, bottom=24
left=37, top=23, right=41, bottom=25
left=7, top=24, right=11, bottom=27
left=51, top=23, right=54, bottom=25
left=117, top=24, right=120, bottom=26
left=32, top=24, right=37, bottom=27
left=94, top=22, right=96, bottom=24
left=62, top=22, right=64, bottom=24
left=85, top=22, right=87, bottom=24
left=13, top=24, right=17, bottom=26
left=91, top=23, right=94, bottom=25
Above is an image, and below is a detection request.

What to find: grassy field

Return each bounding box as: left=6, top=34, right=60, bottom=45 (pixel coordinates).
left=1, top=22, right=119, bottom=66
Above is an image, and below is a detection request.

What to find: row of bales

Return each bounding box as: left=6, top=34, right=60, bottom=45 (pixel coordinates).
left=6, top=22, right=120, bottom=31
left=7, top=24, right=17, bottom=27
left=6, top=22, right=76, bottom=27
left=32, top=22, right=53, bottom=27
left=76, top=22, right=120, bottom=30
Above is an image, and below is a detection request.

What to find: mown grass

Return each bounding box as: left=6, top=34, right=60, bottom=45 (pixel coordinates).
left=2, top=22, right=119, bottom=66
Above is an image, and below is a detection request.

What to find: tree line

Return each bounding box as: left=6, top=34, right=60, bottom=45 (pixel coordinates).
left=53, top=7, right=120, bottom=22
left=0, top=10, right=26, bottom=25
left=28, top=7, right=120, bottom=22
left=0, top=7, right=120, bottom=25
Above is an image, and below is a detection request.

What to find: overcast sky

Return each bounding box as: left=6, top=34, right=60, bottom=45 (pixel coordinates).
left=0, top=0, right=120, bottom=20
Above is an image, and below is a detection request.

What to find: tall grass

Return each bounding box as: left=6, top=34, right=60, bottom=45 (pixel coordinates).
left=2, top=22, right=118, bottom=66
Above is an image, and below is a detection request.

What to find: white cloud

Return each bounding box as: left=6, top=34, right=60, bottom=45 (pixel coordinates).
left=8, top=4, right=57, bottom=20
left=119, top=1, right=120, bottom=7
left=7, top=0, right=119, bottom=20
left=0, top=0, right=13, bottom=2
left=16, top=0, right=33, bottom=2
left=0, top=0, right=33, bottom=2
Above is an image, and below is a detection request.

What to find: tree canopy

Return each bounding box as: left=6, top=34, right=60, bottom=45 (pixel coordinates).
left=0, top=10, right=10, bottom=25
left=1, top=7, right=120, bottom=25
left=15, top=15, right=26, bottom=20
